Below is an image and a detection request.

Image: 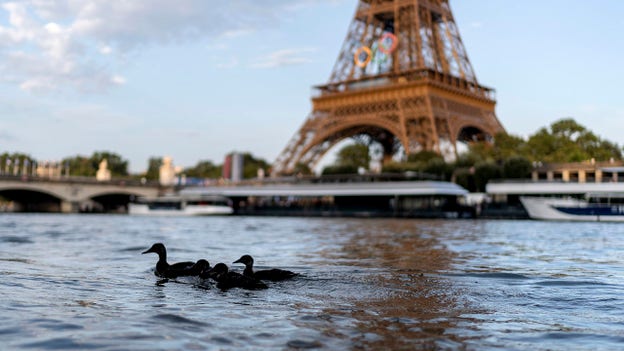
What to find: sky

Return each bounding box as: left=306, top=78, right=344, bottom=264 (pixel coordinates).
left=1, top=0, right=623, bottom=173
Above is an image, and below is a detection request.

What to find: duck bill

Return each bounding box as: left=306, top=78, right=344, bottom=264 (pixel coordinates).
left=233, top=258, right=242, bottom=264
left=141, top=248, right=153, bottom=254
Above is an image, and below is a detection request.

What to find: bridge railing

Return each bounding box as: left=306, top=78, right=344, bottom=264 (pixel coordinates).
left=0, top=174, right=161, bottom=187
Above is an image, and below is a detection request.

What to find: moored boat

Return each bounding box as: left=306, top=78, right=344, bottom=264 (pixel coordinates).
left=128, top=194, right=233, bottom=216
left=520, top=195, right=624, bottom=222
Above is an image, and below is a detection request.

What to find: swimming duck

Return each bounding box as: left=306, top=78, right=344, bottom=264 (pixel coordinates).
left=207, top=263, right=268, bottom=290
left=181, top=259, right=211, bottom=277
left=233, top=254, right=298, bottom=281
left=142, top=243, right=195, bottom=278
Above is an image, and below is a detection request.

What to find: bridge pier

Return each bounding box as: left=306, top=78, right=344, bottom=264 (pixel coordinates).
left=61, top=201, right=80, bottom=213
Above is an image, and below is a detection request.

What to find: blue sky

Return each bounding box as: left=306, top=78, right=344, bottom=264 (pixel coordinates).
left=1, top=1, right=623, bottom=173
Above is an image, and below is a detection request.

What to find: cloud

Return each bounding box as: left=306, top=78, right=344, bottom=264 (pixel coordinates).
left=250, top=48, right=317, bottom=69
left=110, top=75, right=126, bottom=85
left=0, top=0, right=337, bottom=93
left=99, top=45, right=112, bottom=55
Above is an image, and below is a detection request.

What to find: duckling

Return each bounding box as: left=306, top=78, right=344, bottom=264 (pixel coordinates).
left=207, top=263, right=268, bottom=290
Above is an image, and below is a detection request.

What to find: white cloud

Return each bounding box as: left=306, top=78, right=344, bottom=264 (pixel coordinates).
left=110, top=75, right=126, bottom=85
left=99, top=45, right=112, bottom=54
left=0, top=0, right=338, bottom=93
left=250, top=48, right=317, bottom=69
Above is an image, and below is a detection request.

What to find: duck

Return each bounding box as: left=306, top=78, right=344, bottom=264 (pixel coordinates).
left=142, top=243, right=196, bottom=278
left=233, top=254, right=298, bottom=281
left=181, top=259, right=211, bottom=277
left=206, top=263, right=268, bottom=290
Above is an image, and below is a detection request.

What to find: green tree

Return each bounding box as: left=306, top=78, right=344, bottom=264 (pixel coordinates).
left=241, top=153, right=270, bottom=179
left=144, top=157, right=162, bottom=180
left=91, top=151, right=128, bottom=176
left=321, top=164, right=359, bottom=175
left=524, top=118, right=621, bottom=162
left=184, top=160, right=222, bottom=179
left=407, top=150, right=443, bottom=164
left=462, top=118, right=622, bottom=165
left=336, top=143, right=370, bottom=169
left=473, top=161, right=503, bottom=192
left=453, top=152, right=481, bottom=168
left=502, top=156, right=532, bottom=179
left=62, top=151, right=129, bottom=177
left=62, top=155, right=93, bottom=176
left=0, top=152, right=36, bottom=175
left=550, top=118, right=586, bottom=139
left=381, top=161, right=421, bottom=173
left=423, top=158, right=453, bottom=180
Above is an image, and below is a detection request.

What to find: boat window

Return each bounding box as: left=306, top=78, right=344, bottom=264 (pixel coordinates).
left=148, top=202, right=182, bottom=210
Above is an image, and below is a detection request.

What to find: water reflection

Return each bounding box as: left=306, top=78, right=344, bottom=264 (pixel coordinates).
left=322, top=219, right=475, bottom=349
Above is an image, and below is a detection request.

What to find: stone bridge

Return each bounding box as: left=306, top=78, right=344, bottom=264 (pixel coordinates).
left=0, top=177, right=160, bottom=213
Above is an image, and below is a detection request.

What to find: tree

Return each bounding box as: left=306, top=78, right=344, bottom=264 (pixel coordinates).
left=550, top=118, right=586, bottom=139
left=91, top=151, right=128, bottom=176
left=453, top=152, right=481, bottom=168
left=241, top=153, right=270, bottom=179
left=62, top=155, right=93, bottom=176
left=336, top=143, right=370, bottom=169
left=524, top=119, right=622, bottom=162
left=503, top=156, right=532, bottom=179
left=473, top=161, right=503, bottom=192
left=462, top=118, right=622, bottom=164
left=381, top=161, right=421, bottom=173
left=321, top=164, right=359, bottom=175
left=0, top=152, right=36, bottom=175
left=407, top=150, right=443, bottom=164
left=144, top=157, right=162, bottom=180
left=184, top=160, right=222, bottom=179
left=62, top=151, right=129, bottom=177
left=423, top=158, right=453, bottom=180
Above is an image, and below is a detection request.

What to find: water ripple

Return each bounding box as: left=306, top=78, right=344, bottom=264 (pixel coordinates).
left=0, top=215, right=623, bottom=350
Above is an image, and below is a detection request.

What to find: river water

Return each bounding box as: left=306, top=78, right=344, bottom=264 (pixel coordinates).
left=0, top=214, right=623, bottom=350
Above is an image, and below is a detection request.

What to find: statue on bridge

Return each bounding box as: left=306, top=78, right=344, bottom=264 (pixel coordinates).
left=96, top=159, right=111, bottom=181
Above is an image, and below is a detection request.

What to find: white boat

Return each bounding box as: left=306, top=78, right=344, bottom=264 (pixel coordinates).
left=520, top=195, right=624, bottom=222
left=128, top=194, right=233, bottom=216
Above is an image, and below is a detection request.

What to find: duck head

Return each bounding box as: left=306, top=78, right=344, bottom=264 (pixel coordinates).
left=210, top=263, right=229, bottom=278
left=194, top=259, right=211, bottom=273
left=142, top=243, right=166, bottom=256
left=233, top=254, right=254, bottom=266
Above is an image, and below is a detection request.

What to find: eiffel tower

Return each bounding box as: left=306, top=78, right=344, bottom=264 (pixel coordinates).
left=272, top=0, right=505, bottom=175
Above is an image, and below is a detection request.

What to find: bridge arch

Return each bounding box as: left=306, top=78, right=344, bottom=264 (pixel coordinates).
left=0, top=179, right=159, bottom=213
left=0, top=188, right=63, bottom=212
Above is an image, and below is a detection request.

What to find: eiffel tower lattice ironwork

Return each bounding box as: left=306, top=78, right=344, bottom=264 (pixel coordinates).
left=272, top=0, right=505, bottom=175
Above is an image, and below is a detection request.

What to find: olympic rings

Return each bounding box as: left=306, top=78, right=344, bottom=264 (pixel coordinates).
left=354, top=46, right=372, bottom=67
left=378, top=32, right=398, bottom=54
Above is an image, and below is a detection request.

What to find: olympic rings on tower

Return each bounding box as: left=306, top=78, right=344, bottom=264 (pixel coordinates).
left=378, top=32, right=398, bottom=54
left=354, top=46, right=372, bottom=67
left=353, top=32, right=399, bottom=69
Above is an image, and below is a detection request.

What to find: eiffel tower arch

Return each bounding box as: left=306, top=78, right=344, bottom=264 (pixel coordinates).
left=272, top=0, right=505, bottom=175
